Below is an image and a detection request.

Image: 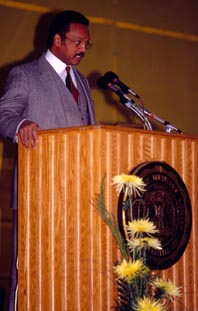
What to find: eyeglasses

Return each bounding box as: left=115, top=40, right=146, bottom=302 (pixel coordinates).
left=65, top=36, right=92, bottom=49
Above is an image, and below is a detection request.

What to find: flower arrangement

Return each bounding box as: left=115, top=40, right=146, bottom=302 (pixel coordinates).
left=94, top=174, right=181, bottom=311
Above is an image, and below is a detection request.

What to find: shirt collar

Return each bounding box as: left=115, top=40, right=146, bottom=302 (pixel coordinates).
left=45, top=49, right=68, bottom=76
left=45, top=49, right=77, bottom=84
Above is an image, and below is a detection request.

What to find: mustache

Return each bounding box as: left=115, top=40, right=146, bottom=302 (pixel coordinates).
left=75, top=52, right=85, bottom=57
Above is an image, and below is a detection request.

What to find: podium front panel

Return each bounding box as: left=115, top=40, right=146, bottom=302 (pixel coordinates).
left=18, top=126, right=198, bottom=311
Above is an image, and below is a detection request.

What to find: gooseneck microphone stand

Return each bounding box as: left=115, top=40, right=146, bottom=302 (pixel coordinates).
left=118, top=94, right=182, bottom=134
left=119, top=95, right=152, bottom=130
left=97, top=73, right=182, bottom=134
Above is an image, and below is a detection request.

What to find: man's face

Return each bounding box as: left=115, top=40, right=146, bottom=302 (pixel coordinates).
left=52, top=23, right=91, bottom=66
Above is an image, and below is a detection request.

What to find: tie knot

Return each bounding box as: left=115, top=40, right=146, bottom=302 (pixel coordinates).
left=66, top=66, right=70, bottom=73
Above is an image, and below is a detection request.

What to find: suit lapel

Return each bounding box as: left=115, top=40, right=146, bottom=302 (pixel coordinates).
left=36, top=55, right=95, bottom=127
left=37, top=55, right=81, bottom=127
left=73, top=68, right=96, bottom=125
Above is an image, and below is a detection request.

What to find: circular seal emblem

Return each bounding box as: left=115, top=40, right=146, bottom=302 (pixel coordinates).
left=118, top=161, right=192, bottom=270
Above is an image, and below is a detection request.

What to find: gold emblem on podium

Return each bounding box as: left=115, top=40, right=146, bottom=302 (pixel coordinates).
left=118, top=161, right=192, bottom=270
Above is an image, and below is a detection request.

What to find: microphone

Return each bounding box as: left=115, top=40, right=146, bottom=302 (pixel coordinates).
left=103, top=71, right=140, bottom=99
left=97, top=76, right=134, bottom=103
left=98, top=72, right=182, bottom=133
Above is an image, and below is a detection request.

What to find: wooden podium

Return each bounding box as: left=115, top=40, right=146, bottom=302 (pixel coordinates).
left=18, top=125, right=198, bottom=311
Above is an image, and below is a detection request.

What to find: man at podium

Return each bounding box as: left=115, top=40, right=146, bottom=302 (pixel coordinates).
left=0, top=10, right=96, bottom=311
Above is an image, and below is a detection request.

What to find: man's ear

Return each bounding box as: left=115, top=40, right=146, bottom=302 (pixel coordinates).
left=54, top=34, right=62, bottom=46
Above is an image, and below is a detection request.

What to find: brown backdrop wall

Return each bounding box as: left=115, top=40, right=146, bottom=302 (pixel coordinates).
left=0, top=1, right=197, bottom=310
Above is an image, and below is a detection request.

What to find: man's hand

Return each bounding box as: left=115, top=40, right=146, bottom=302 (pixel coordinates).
left=18, top=120, right=41, bottom=149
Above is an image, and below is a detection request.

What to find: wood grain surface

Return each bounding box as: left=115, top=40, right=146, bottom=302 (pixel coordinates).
left=18, top=125, right=198, bottom=311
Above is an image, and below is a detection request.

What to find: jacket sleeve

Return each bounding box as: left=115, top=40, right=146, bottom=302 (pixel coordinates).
left=0, top=66, right=29, bottom=141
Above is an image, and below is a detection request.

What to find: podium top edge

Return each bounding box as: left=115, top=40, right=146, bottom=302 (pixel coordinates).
left=34, top=124, right=198, bottom=140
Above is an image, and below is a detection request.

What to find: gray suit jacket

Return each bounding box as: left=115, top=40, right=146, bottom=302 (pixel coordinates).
left=0, top=54, right=96, bottom=141
left=0, top=54, right=96, bottom=209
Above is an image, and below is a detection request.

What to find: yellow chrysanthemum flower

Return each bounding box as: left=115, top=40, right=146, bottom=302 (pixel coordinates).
left=128, top=237, right=162, bottom=251
left=114, top=259, right=149, bottom=282
left=134, top=296, right=164, bottom=311
left=112, top=174, right=146, bottom=197
left=151, top=278, right=182, bottom=299
left=126, top=219, right=159, bottom=237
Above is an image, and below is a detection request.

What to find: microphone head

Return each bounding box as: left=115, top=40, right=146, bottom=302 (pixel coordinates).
left=103, top=71, right=118, bottom=82
left=97, top=71, right=119, bottom=90
left=97, top=76, right=121, bottom=95
left=97, top=76, right=109, bottom=89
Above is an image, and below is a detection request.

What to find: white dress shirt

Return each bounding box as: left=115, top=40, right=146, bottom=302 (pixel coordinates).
left=45, top=49, right=77, bottom=86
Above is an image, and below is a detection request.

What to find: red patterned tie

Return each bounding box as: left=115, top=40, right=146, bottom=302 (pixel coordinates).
left=65, top=66, right=79, bottom=103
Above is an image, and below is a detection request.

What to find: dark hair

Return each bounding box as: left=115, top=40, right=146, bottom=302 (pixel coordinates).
left=47, top=10, right=89, bottom=48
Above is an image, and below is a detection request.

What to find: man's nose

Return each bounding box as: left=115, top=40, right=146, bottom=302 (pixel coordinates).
left=79, top=43, right=87, bottom=52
